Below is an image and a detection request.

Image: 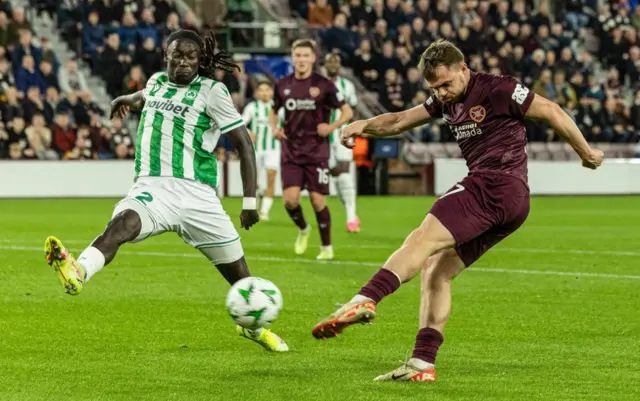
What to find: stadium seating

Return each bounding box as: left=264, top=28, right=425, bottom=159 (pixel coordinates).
left=2, top=0, right=639, bottom=162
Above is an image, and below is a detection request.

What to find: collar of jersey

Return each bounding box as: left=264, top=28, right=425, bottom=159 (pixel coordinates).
left=167, top=74, right=201, bottom=88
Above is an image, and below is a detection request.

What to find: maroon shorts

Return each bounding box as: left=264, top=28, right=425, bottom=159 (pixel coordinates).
left=281, top=160, right=330, bottom=195
left=429, top=173, right=530, bottom=267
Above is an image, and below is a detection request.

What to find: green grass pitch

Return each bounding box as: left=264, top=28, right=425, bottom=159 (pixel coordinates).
left=0, top=196, right=639, bottom=401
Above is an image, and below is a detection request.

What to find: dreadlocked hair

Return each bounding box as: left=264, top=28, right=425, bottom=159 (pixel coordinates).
left=166, top=29, right=239, bottom=80
left=200, top=30, right=239, bottom=78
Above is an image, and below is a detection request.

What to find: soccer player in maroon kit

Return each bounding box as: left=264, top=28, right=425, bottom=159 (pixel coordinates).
left=311, top=40, right=604, bottom=382
left=269, top=40, right=353, bottom=260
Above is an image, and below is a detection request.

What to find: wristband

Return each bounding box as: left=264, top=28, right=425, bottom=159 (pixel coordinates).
left=243, top=197, right=257, bottom=210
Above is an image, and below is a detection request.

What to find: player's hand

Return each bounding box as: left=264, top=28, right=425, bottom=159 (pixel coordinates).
left=317, top=123, right=332, bottom=137
left=110, top=97, right=130, bottom=120
left=240, top=209, right=259, bottom=230
left=340, top=120, right=367, bottom=149
left=274, top=127, right=287, bottom=140
left=581, top=148, right=604, bottom=170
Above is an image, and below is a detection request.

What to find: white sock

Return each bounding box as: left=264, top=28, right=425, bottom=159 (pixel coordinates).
left=77, top=246, right=105, bottom=282
left=320, top=245, right=333, bottom=252
left=336, top=173, right=357, bottom=223
left=349, top=294, right=373, bottom=304
left=260, top=196, right=273, bottom=215
left=409, top=357, right=435, bottom=370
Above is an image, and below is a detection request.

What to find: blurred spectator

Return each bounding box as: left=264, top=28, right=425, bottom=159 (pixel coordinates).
left=379, top=69, right=405, bottom=112
left=23, top=85, right=53, bottom=123
left=309, top=0, right=334, bottom=27
left=135, top=36, right=162, bottom=79
left=0, top=11, right=17, bottom=49
left=353, top=39, right=379, bottom=91
left=159, top=12, right=181, bottom=44
left=25, top=113, right=57, bottom=160
left=52, top=112, right=75, bottom=156
left=63, top=126, right=97, bottom=160
left=39, top=37, right=59, bottom=74
left=10, top=7, right=31, bottom=33
left=138, top=8, right=160, bottom=46
left=15, top=55, right=46, bottom=95
left=39, top=61, right=58, bottom=91
left=99, top=33, right=127, bottom=97
left=12, top=30, right=42, bottom=73
left=82, top=10, right=105, bottom=63
left=0, top=56, right=14, bottom=91
left=123, top=65, right=146, bottom=95
left=59, top=59, right=88, bottom=95
left=321, top=13, right=359, bottom=67
left=117, top=12, right=139, bottom=53
left=58, top=91, right=90, bottom=127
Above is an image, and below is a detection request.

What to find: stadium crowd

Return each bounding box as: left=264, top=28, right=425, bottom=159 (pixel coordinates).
left=304, top=0, right=640, bottom=145
left=2, top=0, right=639, bottom=161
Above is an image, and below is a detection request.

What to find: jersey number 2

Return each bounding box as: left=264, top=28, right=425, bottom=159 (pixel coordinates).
left=135, top=191, right=153, bottom=205
left=316, top=168, right=330, bottom=185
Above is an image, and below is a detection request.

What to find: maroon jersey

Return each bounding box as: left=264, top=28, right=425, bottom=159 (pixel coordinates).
left=273, top=72, right=344, bottom=164
left=424, top=72, right=535, bottom=182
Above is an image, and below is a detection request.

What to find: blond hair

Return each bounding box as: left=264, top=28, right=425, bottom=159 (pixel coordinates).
left=417, top=39, right=465, bottom=81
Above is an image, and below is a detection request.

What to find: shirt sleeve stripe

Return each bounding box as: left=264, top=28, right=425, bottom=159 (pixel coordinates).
left=219, top=119, right=244, bottom=133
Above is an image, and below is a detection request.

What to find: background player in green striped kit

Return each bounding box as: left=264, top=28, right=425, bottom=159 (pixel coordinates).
left=42, top=30, right=289, bottom=352
left=324, top=54, right=360, bottom=233
left=241, top=81, right=280, bottom=222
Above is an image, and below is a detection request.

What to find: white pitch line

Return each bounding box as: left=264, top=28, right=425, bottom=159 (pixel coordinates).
left=3, top=245, right=640, bottom=281
left=4, top=238, right=640, bottom=257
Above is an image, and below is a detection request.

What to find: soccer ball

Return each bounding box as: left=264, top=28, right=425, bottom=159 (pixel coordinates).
left=225, top=277, right=283, bottom=330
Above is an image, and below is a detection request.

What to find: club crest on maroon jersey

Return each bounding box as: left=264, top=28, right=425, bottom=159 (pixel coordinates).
left=469, top=105, right=486, bottom=123
left=309, top=87, right=320, bottom=97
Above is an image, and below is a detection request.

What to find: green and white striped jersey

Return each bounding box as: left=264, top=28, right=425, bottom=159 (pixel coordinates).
left=135, top=72, right=244, bottom=187
left=242, top=99, right=280, bottom=152
left=329, top=76, right=358, bottom=143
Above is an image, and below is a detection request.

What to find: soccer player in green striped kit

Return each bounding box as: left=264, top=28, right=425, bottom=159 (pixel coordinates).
left=324, top=53, right=360, bottom=232
left=42, top=30, right=289, bottom=352
left=241, top=81, right=281, bottom=221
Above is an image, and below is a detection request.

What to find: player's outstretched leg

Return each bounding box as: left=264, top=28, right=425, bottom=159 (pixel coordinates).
left=310, top=191, right=333, bottom=260
left=259, top=169, right=277, bottom=221
left=198, top=249, right=289, bottom=352
left=283, top=187, right=311, bottom=255
left=374, top=249, right=464, bottom=382
left=44, top=209, right=142, bottom=295
left=312, top=213, right=455, bottom=339
left=331, top=162, right=359, bottom=233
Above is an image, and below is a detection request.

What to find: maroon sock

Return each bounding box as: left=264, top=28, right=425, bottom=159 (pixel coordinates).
left=315, top=207, right=331, bottom=246
left=358, top=269, right=401, bottom=303
left=285, top=205, right=307, bottom=230
left=412, top=328, right=444, bottom=364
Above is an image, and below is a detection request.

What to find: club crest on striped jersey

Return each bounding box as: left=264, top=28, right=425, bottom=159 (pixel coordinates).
left=185, top=90, right=198, bottom=100
left=469, top=105, right=486, bottom=123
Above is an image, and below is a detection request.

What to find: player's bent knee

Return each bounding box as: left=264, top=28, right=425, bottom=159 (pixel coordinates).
left=309, top=192, right=326, bottom=211
left=104, top=209, right=142, bottom=244
left=199, top=241, right=245, bottom=266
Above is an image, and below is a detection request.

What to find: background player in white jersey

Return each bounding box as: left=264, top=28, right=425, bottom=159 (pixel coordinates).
left=242, top=81, right=279, bottom=221
left=42, top=30, right=288, bottom=352
left=324, top=54, right=360, bottom=233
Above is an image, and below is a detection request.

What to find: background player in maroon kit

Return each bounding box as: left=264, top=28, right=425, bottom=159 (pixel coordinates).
left=312, top=40, right=604, bottom=382
left=269, top=40, right=353, bottom=261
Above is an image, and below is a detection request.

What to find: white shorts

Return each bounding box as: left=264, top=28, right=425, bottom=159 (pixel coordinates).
left=329, top=141, right=353, bottom=169
left=112, top=176, right=243, bottom=265
left=256, top=150, right=279, bottom=171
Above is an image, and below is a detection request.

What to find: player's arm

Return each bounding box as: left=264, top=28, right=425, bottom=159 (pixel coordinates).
left=110, top=90, right=145, bottom=119
left=525, top=94, right=603, bottom=169
left=340, top=105, right=432, bottom=148
left=241, top=103, right=256, bottom=143
left=329, top=103, right=353, bottom=131
left=207, top=83, right=259, bottom=229
left=226, top=125, right=258, bottom=204
left=269, top=108, right=285, bottom=139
